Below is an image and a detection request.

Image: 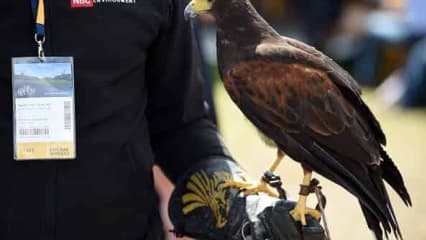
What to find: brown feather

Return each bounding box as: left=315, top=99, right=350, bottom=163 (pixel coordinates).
left=225, top=62, right=355, bottom=138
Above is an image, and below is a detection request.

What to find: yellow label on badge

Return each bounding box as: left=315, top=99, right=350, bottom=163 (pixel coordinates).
left=16, top=142, right=75, bottom=160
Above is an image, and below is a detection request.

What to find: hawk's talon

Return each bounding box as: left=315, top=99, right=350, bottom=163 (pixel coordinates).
left=290, top=205, right=321, bottom=226
left=290, top=195, right=321, bottom=225
left=223, top=180, right=279, bottom=198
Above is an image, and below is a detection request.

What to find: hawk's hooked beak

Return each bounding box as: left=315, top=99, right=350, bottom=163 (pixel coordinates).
left=184, top=4, right=197, bottom=21
left=184, top=0, right=212, bottom=21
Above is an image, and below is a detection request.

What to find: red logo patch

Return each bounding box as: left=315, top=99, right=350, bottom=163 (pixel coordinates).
left=71, top=0, right=94, bottom=8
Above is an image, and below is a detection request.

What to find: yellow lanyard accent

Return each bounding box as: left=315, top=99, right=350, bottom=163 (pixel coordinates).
left=36, top=0, right=45, bottom=25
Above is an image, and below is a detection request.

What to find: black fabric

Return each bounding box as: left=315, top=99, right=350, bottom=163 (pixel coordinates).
left=0, top=1, right=228, bottom=239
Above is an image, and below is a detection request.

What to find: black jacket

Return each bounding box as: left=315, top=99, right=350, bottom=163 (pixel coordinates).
left=0, top=1, right=228, bottom=239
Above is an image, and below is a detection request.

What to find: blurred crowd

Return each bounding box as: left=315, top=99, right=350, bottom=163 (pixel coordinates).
left=198, top=0, right=426, bottom=108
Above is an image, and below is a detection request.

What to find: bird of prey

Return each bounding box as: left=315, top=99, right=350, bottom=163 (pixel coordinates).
left=184, top=0, right=411, bottom=239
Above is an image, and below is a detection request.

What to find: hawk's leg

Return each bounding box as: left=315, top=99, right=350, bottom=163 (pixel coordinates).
left=290, top=167, right=321, bottom=225
left=223, top=150, right=284, bottom=198
left=269, top=149, right=284, bottom=172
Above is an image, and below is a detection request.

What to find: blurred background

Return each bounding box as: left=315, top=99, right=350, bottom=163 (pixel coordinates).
left=194, top=0, right=426, bottom=239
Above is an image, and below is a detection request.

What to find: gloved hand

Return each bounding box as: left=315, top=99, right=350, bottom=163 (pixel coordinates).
left=168, top=157, right=327, bottom=240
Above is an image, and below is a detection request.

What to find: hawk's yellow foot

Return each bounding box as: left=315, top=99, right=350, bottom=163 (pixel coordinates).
left=291, top=167, right=321, bottom=225
left=290, top=195, right=321, bottom=225
left=223, top=179, right=279, bottom=198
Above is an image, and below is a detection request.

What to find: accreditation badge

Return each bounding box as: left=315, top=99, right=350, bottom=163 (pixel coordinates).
left=11, top=57, right=76, bottom=160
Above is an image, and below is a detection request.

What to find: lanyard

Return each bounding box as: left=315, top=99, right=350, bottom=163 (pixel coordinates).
left=30, top=0, right=46, bottom=60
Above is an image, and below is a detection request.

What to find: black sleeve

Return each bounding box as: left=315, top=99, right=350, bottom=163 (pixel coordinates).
left=146, top=0, right=231, bottom=182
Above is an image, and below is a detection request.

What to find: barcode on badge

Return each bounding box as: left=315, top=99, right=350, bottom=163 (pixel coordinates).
left=18, top=128, right=50, bottom=136
left=64, top=101, right=72, bottom=130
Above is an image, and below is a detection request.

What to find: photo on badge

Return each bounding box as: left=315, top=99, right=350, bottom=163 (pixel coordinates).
left=13, top=60, right=73, bottom=98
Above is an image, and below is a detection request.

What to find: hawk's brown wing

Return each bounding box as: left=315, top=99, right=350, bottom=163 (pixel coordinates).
left=225, top=61, right=381, bottom=166
left=256, top=38, right=387, bottom=145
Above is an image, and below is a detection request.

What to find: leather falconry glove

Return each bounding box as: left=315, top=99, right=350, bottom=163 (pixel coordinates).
left=168, top=157, right=327, bottom=240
